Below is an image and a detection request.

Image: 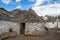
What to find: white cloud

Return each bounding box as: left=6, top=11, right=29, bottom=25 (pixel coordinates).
left=33, top=0, right=52, bottom=6
left=28, top=0, right=35, bottom=2
left=33, top=0, right=45, bottom=6
left=16, top=0, right=21, bottom=3
left=32, top=4, right=60, bottom=16
left=1, top=0, right=11, bottom=4
left=32, top=0, right=60, bottom=16
left=15, top=6, right=21, bottom=9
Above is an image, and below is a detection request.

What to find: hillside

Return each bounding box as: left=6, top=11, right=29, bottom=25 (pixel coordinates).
left=0, top=8, right=43, bottom=22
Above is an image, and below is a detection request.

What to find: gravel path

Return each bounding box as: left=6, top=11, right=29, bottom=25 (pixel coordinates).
left=5, top=28, right=60, bottom=40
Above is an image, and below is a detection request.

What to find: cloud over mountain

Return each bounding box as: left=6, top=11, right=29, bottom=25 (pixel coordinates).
left=15, top=6, right=21, bottom=9
left=32, top=0, right=60, bottom=16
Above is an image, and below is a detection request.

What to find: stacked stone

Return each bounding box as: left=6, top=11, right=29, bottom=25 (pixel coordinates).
left=25, top=22, right=46, bottom=36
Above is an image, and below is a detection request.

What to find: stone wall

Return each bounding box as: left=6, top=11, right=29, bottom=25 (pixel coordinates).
left=45, top=22, right=60, bottom=28
left=45, top=22, right=57, bottom=28
left=0, top=21, right=20, bottom=35
left=25, top=22, right=46, bottom=36
left=1, top=21, right=60, bottom=36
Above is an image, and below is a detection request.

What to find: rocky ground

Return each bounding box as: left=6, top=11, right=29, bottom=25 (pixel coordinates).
left=3, top=28, right=60, bottom=40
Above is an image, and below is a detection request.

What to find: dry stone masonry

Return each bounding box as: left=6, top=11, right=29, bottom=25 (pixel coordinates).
left=0, top=21, right=20, bottom=35
left=25, top=22, right=46, bottom=36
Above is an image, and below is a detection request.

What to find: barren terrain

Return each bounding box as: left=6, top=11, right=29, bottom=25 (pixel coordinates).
left=5, top=28, right=60, bottom=40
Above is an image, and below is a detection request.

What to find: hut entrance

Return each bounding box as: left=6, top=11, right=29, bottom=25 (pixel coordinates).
left=20, top=22, right=25, bottom=34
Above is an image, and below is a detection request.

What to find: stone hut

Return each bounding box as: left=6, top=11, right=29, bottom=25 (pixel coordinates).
left=11, top=9, right=46, bottom=36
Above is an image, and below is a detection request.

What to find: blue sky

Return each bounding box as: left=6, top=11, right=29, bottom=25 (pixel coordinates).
left=0, top=0, right=35, bottom=11
left=0, top=0, right=60, bottom=16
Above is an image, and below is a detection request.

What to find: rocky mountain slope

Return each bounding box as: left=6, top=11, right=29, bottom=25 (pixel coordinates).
left=0, top=8, right=43, bottom=22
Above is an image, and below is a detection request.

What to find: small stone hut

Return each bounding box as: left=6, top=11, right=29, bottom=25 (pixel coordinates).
left=11, top=9, right=46, bottom=36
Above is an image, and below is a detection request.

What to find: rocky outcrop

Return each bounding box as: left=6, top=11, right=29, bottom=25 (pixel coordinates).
left=0, top=8, right=43, bottom=22
left=0, top=8, right=13, bottom=21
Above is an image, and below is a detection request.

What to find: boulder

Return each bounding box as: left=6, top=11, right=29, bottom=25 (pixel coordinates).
left=1, top=31, right=17, bottom=40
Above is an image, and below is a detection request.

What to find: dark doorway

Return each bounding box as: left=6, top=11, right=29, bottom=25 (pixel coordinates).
left=20, top=22, right=25, bottom=34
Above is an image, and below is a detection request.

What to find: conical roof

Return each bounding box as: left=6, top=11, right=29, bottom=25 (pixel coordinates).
left=11, top=9, right=43, bottom=22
